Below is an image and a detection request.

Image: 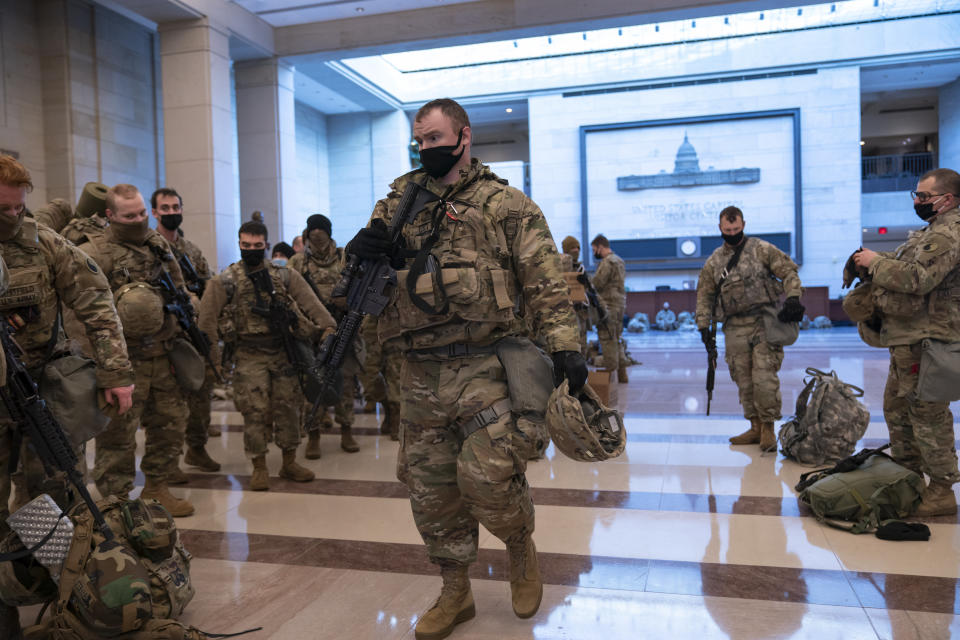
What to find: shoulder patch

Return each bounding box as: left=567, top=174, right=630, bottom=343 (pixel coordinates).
left=86, top=257, right=99, bottom=274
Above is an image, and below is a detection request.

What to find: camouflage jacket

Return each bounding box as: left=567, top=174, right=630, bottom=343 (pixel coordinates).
left=288, top=240, right=344, bottom=304
left=869, top=206, right=960, bottom=346
left=170, top=233, right=211, bottom=279
left=696, top=237, right=802, bottom=329
left=31, top=199, right=73, bottom=233
left=0, top=217, right=133, bottom=387
left=370, top=159, right=578, bottom=354
left=61, top=215, right=109, bottom=246
left=199, top=260, right=335, bottom=362
left=593, top=252, right=625, bottom=312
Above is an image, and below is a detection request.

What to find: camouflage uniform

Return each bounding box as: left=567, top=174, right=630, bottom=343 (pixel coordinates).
left=870, top=206, right=960, bottom=486
left=372, top=159, right=578, bottom=566
left=593, top=251, right=625, bottom=372
left=696, top=238, right=802, bottom=422
left=560, top=253, right=591, bottom=357
left=61, top=215, right=109, bottom=246
left=79, top=228, right=190, bottom=497
left=288, top=240, right=362, bottom=431
left=168, top=234, right=214, bottom=451
left=198, top=261, right=335, bottom=459
left=0, top=216, right=133, bottom=531
left=359, top=316, right=386, bottom=405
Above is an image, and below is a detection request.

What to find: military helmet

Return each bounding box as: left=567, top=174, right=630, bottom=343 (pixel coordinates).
left=115, top=282, right=165, bottom=338
left=842, top=282, right=875, bottom=322
left=858, top=320, right=884, bottom=348
left=546, top=379, right=626, bottom=462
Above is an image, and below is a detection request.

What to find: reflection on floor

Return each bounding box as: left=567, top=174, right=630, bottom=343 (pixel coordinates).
left=101, top=328, right=960, bottom=638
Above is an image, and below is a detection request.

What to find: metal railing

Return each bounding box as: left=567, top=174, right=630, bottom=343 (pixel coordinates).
left=862, top=152, right=934, bottom=193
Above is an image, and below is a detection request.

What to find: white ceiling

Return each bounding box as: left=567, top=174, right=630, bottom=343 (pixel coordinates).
left=231, top=0, right=483, bottom=26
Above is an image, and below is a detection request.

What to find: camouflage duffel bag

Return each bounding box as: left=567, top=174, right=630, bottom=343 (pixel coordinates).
left=777, top=367, right=870, bottom=466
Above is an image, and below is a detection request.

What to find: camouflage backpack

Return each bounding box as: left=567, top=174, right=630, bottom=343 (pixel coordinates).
left=777, top=367, right=870, bottom=466
left=21, top=496, right=208, bottom=640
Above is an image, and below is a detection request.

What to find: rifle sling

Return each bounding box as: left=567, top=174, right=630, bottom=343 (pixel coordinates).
left=709, top=238, right=749, bottom=322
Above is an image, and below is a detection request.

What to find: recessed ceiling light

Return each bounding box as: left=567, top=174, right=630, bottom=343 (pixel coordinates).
left=355, top=6, right=364, bottom=12
left=505, top=108, right=513, bottom=113
left=860, top=140, right=865, bottom=146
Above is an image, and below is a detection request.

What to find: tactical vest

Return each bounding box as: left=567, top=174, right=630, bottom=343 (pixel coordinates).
left=712, top=238, right=783, bottom=320
left=61, top=216, right=108, bottom=246
left=377, top=175, right=524, bottom=348
left=218, top=262, right=315, bottom=346
left=293, top=246, right=343, bottom=303
left=0, top=219, right=63, bottom=364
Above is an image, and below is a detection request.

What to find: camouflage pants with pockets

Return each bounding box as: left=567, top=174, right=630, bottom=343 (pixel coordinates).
left=302, top=352, right=360, bottom=430
left=94, top=354, right=188, bottom=497
left=184, top=367, right=215, bottom=449
left=398, top=352, right=536, bottom=566
left=597, top=306, right=624, bottom=372
left=234, top=346, right=303, bottom=456
left=884, top=343, right=960, bottom=484
left=722, top=316, right=784, bottom=422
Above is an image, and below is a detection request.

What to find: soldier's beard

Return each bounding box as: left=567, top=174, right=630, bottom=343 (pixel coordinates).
left=0, top=209, right=25, bottom=241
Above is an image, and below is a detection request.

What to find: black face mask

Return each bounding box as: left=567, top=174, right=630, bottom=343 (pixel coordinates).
left=159, top=214, right=182, bottom=231
left=914, top=202, right=937, bottom=221
left=241, top=248, right=264, bottom=268
left=593, top=251, right=602, bottom=261
left=419, top=129, right=464, bottom=179
left=722, top=231, right=744, bottom=246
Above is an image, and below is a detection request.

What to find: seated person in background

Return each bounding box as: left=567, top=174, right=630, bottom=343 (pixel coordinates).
left=655, top=302, right=678, bottom=331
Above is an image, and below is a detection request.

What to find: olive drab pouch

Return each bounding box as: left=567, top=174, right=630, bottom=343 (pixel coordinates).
left=495, top=337, right=555, bottom=458
left=168, top=338, right=205, bottom=393
left=40, top=354, right=109, bottom=447
left=760, top=305, right=799, bottom=346
left=916, top=338, right=960, bottom=402
left=777, top=367, right=870, bottom=466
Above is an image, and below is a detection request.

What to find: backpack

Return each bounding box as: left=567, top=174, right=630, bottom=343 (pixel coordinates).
left=777, top=367, right=870, bottom=466
left=22, top=496, right=206, bottom=640
left=796, top=446, right=924, bottom=534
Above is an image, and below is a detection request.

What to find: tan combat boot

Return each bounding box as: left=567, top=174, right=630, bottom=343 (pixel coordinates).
left=167, top=466, right=189, bottom=485
left=388, top=402, right=401, bottom=442
left=340, top=425, right=360, bottom=453
left=140, top=478, right=195, bottom=517
left=364, top=399, right=378, bottom=414
left=508, top=535, right=543, bottom=618
left=305, top=431, right=322, bottom=460
left=415, top=564, right=475, bottom=640
left=617, top=365, right=629, bottom=384
left=185, top=445, right=221, bottom=472
left=759, top=421, right=777, bottom=453
left=914, top=481, right=958, bottom=517
left=729, top=419, right=761, bottom=445
left=250, top=455, right=269, bottom=491
left=279, top=449, right=315, bottom=482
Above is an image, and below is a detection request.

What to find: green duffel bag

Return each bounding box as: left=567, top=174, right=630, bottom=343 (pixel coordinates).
left=797, top=446, right=924, bottom=534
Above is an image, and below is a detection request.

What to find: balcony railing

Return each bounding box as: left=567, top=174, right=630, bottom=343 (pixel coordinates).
left=862, top=152, right=934, bottom=193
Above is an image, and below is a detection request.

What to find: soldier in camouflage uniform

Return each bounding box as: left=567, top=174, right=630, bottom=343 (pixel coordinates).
left=560, top=236, right=591, bottom=358
left=0, top=157, right=135, bottom=534
left=358, top=316, right=405, bottom=440
left=852, top=168, right=960, bottom=517
left=590, top=234, right=628, bottom=383
left=696, top=206, right=805, bottom=451
left=79, top=184, right=196, bottom=517
left=150, top=188, right=221, bottom=477
left=349, top=99, right=585, bottom=639
left=288, top=214, right=362, bottom=457
left=199, top=217, right=336, bottom=492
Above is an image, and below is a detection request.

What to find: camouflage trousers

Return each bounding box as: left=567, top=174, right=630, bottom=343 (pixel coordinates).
left=398, top=352, right=536, bottom=566
left=722, top=316, right=784, bottom=422
left=597, top=306, right=624, bottom=372
left=184, top=367, right=215, bottom=449
left=358, top=317, right=386, bottom=405
left=575, top=305, right=590, bottom=357
left=303, top=352, right=360, bottom=430
left=883, top=344, right=960, bottom=484
left=94, top=354, right=188, bottom=497
left=234, top=346, right=302, bottom=456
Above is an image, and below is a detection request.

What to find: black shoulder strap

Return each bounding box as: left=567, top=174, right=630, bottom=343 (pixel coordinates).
left=710, top=238, right=748, bottom=317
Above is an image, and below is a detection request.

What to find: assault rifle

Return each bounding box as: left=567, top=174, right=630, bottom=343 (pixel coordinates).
left=153, top=268, right=224, bottom=384
left=576, top=268, right=608, bottom=324
left=705, top=321, right=718, bottom=416
left=177, top=252, right=207, bottom=298
left=0, top=316, right=113, bottom=540
left=305, top=179, right=440, bottom=426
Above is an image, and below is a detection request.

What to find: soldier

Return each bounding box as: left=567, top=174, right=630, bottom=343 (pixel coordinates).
left=288, top=214, right=361, bottom=456
left=198, top=216, right=336, bottom=491
left=656, top=302, right=677, bottom=331
left=560, top=236, right=592, bottom=357
left=349, top=98, right=585, bottom=639
left=78, top=184, right=196, bottom=516
left=0, top=156, right=135, bottom=529
left=852, top=168, right=960, bottom=516
left=150, top=187, right=221, bottom=475
left=695, top=206, right=805, bottom=451
left=590, top=234, right=628, bottom=383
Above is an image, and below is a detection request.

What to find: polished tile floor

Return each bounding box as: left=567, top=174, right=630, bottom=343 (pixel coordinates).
left=96, top=328, right=960, bottom=639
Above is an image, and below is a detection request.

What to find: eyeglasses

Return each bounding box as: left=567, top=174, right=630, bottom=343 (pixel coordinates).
left=910, top=191, right=947, bottom=203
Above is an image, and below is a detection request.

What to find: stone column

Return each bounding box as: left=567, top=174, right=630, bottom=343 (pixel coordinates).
left=158, top=18, right=236, bottom=271
left=235, top=58, right=298, bottom=246
left=939, top=78, right=960, bottom=172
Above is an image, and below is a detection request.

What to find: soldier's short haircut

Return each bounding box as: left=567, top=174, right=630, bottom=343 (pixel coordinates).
left=105, top=184, right=141, bottom=213
left=238, top=219, right=268, bottom=241
left=0, top=155, right=33, bottom=192
left=919, top=168, right=960, bottom=196
left=719, top=206, right=743, bottom=223
left=415, top=98, right=471, bottom=132
left=591, top=234, right=610, bottom=248
left=150, top=187, right=182, bottom=210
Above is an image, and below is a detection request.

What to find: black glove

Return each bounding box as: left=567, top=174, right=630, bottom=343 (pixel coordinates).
left=842, top=249, right=868, bottom=288
left=552, top=350, right=588, bottom=394
left=347, top=219, right=392, bottom=261
left=699, top=327, right=715, bottom=351
left=778, top=296, right=805, bottom=323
